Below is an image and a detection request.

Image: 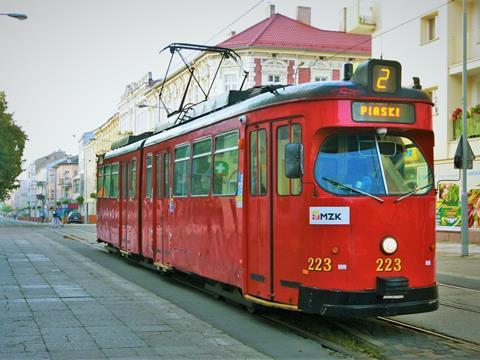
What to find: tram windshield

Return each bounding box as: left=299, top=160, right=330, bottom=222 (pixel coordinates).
left=315, top=134, right=432, bottom=197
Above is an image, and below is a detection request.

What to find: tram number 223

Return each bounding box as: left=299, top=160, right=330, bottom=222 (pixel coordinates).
left=376, top=258, right=402, bottom=272
left=307, top=257, right=332, bottom=272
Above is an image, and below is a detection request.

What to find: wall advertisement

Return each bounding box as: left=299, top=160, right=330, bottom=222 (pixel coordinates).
left=436, top=183, right=480, bottom=228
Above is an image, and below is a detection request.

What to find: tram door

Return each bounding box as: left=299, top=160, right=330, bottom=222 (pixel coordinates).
left=246, top=124, right=272, bottom=300
left=272, top=119, right=303, bottom=305
left=120, top=162, right=128, bottom=251
left=154, top=151, right=170, bottom=265
left=141, top=153, right=154, bottom=259
left=124, top=158, right=138, bottom=254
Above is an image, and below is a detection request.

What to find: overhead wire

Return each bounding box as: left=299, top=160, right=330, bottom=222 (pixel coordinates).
left=160, top=0, right=266, bottom=106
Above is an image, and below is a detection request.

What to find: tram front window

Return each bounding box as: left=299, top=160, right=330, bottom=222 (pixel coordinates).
left=315, top=134, right=432, bottom=197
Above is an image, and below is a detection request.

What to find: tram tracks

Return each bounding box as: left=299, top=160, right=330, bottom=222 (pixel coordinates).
left=54, top=230, right=480, bottom=358
left=260, top=313, right=370, bottom=359
left=377, top=316, right=480, bottom=349
left=438, top=282, right=480, bottom=314
left=256, top=305, right=480, bottom=359
left=438, top=282, right=480, bottom=293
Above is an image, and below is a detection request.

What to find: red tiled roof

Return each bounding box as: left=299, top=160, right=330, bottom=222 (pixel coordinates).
left=218, top=13, right=371, bottom=55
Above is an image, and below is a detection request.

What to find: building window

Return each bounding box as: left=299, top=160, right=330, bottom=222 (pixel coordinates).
left=73, top=179, right=80, bottom=194
left=421, top=13, right=438, bottom=44
left=224, top=74, right=237, bottom=92
left=314, top=76, right=328, bottom=82
left=267, top=74, right=281, bottom=84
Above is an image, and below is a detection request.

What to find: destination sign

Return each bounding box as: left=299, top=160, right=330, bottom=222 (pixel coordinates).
left=352, top=102, right=415, bottom=124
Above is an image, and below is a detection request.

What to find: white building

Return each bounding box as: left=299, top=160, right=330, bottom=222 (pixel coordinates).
left=118, top=72, right=156, bottom=135
left=345, top=0, right=480, bottom=187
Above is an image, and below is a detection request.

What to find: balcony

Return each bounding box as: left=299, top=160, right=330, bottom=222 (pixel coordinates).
left=345, top=0, right=376, bottom=34
left=452, top=106, right=480, bottom=140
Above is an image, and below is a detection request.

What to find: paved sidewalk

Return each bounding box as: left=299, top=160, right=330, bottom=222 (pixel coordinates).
left=436, top=242, right=480, bottom=290
left=0, top=224, right=268, bottom=359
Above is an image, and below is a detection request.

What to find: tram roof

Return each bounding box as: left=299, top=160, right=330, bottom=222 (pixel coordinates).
left=105, top=80, right=432, bottom=158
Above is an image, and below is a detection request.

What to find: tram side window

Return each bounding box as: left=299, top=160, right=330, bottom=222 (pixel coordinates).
left=111, top=163, right=119, bottom=198
left=277, top=124, right=302, bottom=196
left=146, top=154, right=153, bottom=199
left=164, top=152, right=170, bottom=197
left=213, top=131, right=238, bottom=196
left=173, top=144, right=190, bottom=197
left=250, top=129, right=267, bottom=196
left=121, top=163, right=128, bottom=199
left=97, top=167, right=104, bottom=198
left=130, top=159, right=137, bottom=199
left=192, top=138, right=212, bottom=196
left=104, top=164, right=111, bottom=198
left=156, top=154, right=163, bottom=198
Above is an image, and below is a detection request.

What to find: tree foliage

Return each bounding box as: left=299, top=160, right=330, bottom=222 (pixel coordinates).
left=0, top=203, right=13, bottom=213
left=0, top=91, right=27, bottom=201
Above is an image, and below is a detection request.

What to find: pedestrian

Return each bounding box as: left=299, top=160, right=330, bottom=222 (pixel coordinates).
left=51, top=207, right=63, bottom=228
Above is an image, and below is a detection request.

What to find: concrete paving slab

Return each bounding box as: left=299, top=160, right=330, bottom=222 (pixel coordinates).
left=49, top=349, right=106, bottom=360
left=0, top=222, right=271, bottom=359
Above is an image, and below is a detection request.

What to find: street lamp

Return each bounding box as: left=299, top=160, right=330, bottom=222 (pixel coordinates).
left=0, top=13, right=28, bottom=20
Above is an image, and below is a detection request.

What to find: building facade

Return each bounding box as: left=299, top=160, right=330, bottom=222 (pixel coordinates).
left=94, top=113, right=121, bottom=156
left=52, top=156, right=79, bottom=204
left=25, top=151, right=67, bottom=217
left=121, top=6, right=371, bottom=136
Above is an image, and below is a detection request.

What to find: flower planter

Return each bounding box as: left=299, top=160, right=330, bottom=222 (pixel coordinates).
left=453, top=117, right=462, bottom=139
left=470, top=114, right=480, bottom=138
left=453, top=114, right=480, bottom=139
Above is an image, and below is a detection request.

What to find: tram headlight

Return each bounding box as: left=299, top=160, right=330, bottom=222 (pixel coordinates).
left=381, top=237, right=398, bottom=255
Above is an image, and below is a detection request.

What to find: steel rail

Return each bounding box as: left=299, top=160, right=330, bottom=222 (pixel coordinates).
left=260, top=314, right=371, bottom=359
left=438, top=282, right=480, bottom=293
left=440, top=300, right=480, bottom=314
left=377, top=317, right=480, bottom=349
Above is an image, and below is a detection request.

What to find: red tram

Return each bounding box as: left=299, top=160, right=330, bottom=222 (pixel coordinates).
left=97, top=59, right=438, bottom=317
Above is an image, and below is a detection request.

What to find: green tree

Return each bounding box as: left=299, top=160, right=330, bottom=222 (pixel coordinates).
left=0, top=203, right=13, bottom=213
left=76, top=195, right=85, bottom=205
left=0, top=91, right=27, bottom=201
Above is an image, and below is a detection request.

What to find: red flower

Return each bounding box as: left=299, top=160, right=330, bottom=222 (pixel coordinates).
left=451, top=107, right=462, bottom=121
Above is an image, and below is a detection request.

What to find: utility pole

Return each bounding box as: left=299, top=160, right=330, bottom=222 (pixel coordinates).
left=461, top=0, right=468, bottom=256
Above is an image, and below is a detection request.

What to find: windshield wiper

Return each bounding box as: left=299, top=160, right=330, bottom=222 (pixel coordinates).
left=322, top=177, right=384, bottom=203
left=394, top=183, right=433, bottom=203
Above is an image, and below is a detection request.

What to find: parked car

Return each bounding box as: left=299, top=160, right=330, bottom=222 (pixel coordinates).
left=67, top=211, right=83, bottom=224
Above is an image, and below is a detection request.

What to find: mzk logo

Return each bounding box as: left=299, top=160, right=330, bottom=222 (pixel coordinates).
left=311, top=212, right=342, bottom=221
left=309, top=207, right=350, bottom=225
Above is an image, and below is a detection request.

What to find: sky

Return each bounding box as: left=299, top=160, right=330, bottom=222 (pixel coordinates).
left=0, top=0, right=349, bottom=177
